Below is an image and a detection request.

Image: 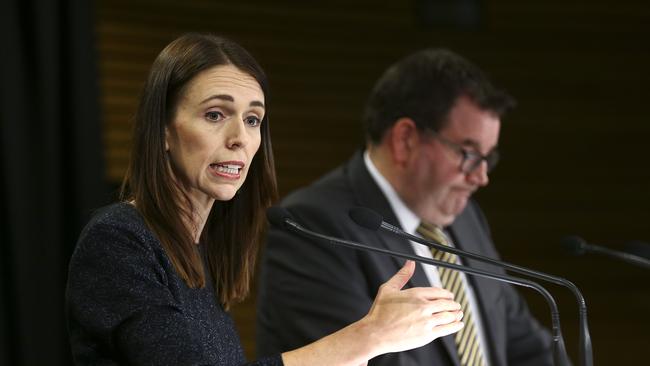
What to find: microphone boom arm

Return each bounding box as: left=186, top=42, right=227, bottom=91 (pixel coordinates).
left=588, top=243, right=650, bottom=269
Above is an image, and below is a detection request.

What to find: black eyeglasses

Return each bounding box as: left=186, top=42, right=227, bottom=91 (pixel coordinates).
left=430, top=132, right=499, bottom=174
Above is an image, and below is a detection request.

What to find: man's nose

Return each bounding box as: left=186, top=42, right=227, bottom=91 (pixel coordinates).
left=466, top=160, right=489, bottom=187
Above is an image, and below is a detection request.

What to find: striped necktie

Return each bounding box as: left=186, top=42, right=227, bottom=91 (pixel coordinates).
left=417, top=222, right=487, bottom=366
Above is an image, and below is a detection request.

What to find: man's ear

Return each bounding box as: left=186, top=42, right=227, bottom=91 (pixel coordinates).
left=388, top=118, right=419, bottom=168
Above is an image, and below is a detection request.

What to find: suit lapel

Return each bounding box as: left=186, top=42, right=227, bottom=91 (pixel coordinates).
left=346, top=151, right=430, bottom=288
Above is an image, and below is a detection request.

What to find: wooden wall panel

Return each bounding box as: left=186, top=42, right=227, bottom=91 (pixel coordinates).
left=97, top=0, right=650, bottom=363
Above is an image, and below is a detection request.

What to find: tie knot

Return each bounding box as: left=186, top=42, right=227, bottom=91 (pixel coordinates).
left=416, top=222, right=450, bottom=246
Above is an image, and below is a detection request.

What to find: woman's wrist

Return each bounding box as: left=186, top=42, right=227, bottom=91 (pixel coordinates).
left=280, top=317, right=377, bottom=366
left=348, top=314, right=382, bottom=361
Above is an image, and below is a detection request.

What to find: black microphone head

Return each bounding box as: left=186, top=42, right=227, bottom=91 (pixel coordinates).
left=266, top=206, right=293, bottom=228
left=561, top=236, right=588, bottom=256
left=348, top=206, right=383, bottom=231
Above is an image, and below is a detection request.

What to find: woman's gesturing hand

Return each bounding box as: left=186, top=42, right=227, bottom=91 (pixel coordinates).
left=360, top=260, right=464, bottom=357
left=281, top=260, right=464, bottom=366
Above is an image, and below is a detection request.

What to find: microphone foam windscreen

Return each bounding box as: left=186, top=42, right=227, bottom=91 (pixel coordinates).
left=348, top=207, right=383, bottom=231
left=266, top=206, right=292, bottom=227
left=560, top=236, right=587, bottom=256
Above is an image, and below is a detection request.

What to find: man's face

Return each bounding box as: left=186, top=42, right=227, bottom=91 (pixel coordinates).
left=400, top=96, right=501, bottom=226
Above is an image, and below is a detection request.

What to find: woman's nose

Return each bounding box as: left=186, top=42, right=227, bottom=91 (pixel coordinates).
left=225, top=119, right=248, bottom=150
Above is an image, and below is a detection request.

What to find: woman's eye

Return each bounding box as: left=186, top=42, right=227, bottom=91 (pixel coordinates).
left=245, top=116, right=261, bottom=127
left=205, top=111, right=224, bottom=122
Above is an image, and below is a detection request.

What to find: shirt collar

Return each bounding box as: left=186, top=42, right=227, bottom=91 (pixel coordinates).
left=363, top=150, right=421, bottom=236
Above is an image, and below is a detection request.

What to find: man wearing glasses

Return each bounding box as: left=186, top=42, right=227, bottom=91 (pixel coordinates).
left=257, top=49, right=553, bottom=366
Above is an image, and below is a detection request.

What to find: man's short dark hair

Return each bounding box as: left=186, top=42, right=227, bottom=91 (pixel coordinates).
left=363, top=49, right=515, bottom=144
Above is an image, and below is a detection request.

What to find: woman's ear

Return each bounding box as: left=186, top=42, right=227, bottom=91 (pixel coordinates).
left=388, top=118, right=419, bottom=168
left=164, top=126, right=170, bottom=151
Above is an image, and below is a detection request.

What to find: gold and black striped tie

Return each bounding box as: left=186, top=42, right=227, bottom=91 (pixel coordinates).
left=417, top=222, right=487, bottom=366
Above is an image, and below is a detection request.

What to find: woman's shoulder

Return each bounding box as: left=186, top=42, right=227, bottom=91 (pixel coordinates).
left=73, top=202, right=161, bottom=262
left=83, top=202, right=145, bottom=234
left=69, top=202, right=174, bottom=289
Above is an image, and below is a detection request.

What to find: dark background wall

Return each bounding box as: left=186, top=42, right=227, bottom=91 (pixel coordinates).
left=3, top=0, right=645, bottom=365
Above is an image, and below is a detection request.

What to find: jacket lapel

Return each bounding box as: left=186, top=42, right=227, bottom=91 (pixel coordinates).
left=346, top=151, right=431, bottom=288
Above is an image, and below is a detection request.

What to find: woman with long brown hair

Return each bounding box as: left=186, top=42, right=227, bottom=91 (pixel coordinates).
left=66, top=33, right=464, bottom=366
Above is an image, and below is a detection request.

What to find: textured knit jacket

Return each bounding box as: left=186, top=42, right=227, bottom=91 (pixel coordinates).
left=67, top=203, right=283, bottom=366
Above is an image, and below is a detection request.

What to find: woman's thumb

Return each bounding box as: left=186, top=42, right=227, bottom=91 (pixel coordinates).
left=383, top=260, right=415, bottom=291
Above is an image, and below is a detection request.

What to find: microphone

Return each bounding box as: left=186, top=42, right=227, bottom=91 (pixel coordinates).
left=349, top=206, right=592, bottom=366
left=561, top=236, right=650, bottom=269
left=267, top=206, right=571, bottom=366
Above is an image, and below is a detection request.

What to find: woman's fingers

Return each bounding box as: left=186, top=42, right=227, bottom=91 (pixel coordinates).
left=429, top=309, right=463, bottom=327
left=399, top=286, right=455, bottom=300
left=426, top=298, right=461, bottom=315
left=431, top=320, right=465, bottom=338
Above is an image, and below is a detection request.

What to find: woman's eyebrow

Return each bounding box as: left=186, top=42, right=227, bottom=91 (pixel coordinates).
left=249, top=100, right=265, bottom=109
left=200, top=94, right=265, bottom=109
left=200, top=94, right=233, bottom=104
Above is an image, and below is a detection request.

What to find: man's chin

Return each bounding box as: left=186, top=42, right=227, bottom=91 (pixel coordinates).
left=417, top=197, right=468, bottom=226
left=441, top=199, right=469, bottom=225
left=427, top=210, right=458, bottom=227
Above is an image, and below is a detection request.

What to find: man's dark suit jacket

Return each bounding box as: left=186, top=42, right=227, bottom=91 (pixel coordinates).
left=256, top=151, right=552, bottom=365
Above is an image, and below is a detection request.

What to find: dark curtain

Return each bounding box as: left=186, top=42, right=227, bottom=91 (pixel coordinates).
left=0, top=0, right=108, bottom=364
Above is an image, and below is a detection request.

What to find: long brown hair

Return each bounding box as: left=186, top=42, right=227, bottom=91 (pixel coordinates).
left=121, top=33, right=277, bottom=309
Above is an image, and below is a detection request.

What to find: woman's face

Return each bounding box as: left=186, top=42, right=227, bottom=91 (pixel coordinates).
left=165, top=64, right=265, bottom=210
